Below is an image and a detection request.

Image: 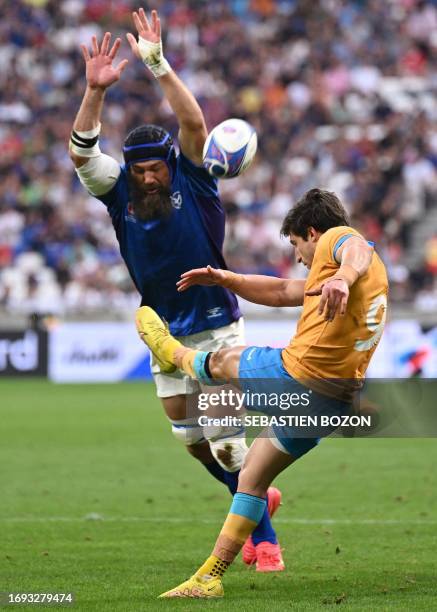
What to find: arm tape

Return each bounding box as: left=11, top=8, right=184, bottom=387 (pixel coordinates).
left=137, top=37, right=171, bottom=78
left=75, top=153, right=121, bottom=197
left=69, top=123, right=102, bottom=158
left=71, top=131, right=99, bottom=148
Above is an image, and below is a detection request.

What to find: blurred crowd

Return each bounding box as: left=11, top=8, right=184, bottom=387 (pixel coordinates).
left=0, top=0, right=436, bottom=316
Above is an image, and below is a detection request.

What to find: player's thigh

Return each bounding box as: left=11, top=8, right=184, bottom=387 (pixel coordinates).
left=238, top=436, right=295, bottom=497
left=160, top=394, right=189, bottom=421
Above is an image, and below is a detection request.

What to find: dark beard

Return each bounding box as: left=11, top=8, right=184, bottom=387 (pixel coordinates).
left=127, top=174, right=173, bottom=222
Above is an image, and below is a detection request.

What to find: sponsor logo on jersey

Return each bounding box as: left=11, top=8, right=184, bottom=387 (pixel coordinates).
left=245, top=348, right=257, bottom=361
left=206, top=307, right=223, bottom=319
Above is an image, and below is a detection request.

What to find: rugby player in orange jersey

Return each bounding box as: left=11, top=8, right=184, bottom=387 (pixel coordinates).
left=135, top=187, right=388, bottom=598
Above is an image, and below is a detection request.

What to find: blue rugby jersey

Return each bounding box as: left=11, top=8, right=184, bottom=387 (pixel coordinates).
left=96, top=152, right=241, bottom=336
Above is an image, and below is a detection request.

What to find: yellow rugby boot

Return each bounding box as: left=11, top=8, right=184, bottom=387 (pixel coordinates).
left=158, top=574, right=224, bottom=599
left=135, top=306, right=180, bottom=373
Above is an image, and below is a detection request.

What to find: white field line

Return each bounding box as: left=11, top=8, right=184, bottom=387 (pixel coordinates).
left=1, top=517, right=436, bottom=525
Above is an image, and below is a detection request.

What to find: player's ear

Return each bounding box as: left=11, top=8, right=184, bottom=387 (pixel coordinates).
left=308, top=227, right=323, bottom=242
left=307, top=227, right=319, bottom=242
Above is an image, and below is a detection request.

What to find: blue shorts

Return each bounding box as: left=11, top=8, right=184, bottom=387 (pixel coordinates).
left=239, top=346, right=350, bottom=458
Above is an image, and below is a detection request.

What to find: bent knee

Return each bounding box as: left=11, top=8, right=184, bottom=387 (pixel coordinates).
left=209, top=437, right=248, bottom=472
left=237, top=465, right=268, bottom=498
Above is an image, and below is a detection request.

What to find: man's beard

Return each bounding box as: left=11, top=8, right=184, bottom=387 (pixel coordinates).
left=127, top=175, right=173, bottom=222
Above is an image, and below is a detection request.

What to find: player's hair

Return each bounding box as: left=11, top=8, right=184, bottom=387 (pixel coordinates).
left=280, top=188, right=350, bottom=239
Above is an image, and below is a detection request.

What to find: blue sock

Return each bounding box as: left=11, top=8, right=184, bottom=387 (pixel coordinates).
left=223, top=469, right=239, bottom=494
left=252, top=505, right=277, bottom=545
left=223, top=470, right=278, bottom=545
left=203, top=460, right=227, bottom=485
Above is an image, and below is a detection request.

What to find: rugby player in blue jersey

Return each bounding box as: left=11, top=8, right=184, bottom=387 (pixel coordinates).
left=68, top=8, right=283, bottom=571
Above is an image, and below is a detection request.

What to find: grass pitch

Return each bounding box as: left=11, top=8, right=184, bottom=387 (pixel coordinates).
left=1, top=380, right=436, bottom=611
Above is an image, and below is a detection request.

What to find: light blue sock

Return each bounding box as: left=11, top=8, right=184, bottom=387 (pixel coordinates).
left=192, top=351, right=214, bottom=384
left=224, top=472, right=277, bottom=544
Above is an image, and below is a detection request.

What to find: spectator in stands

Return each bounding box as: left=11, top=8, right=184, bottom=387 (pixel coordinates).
left=0, top=0, right=436, bottom=314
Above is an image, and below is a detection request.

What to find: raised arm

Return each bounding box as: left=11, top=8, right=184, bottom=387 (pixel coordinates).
left=69, top=33, right=128, bottom=194
left=306, top=236, right=374, bottom=321
left=126, top=8, right=208, bottom=165
left=177, top=266, right=306, bottom=307
left=70, top=33, right=128, bottom=168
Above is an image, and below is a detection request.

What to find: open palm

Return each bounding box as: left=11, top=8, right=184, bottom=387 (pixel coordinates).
left=126, top=8, right=162, bottom=59
left=81, top=32, right=128, bottom=90
left=177, top=266, right=229, bottom=292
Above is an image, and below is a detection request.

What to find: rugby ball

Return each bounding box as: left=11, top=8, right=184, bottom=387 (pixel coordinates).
left=203, top=118, right=257, bottom=179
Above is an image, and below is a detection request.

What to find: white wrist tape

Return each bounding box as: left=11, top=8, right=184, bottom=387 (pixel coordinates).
left=137, top=36, right=171, bottom=78
left=70, top=123, right=101, bottom=158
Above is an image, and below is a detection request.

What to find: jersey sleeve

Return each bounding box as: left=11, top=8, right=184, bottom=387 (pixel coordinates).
left=94, top=166, right=129, bottom=221
left=177, top=152, right=219, bottom=197
left=320, top=226, right=364, bottom=264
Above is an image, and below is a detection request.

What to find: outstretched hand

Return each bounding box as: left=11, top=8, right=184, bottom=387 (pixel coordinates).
left=80, top=32, right=128, bottom=90
left=305, top=277, right=349, bottom=321
left=177, top=266, right=229, bottom=292
left=126, top=8, right=161, bottom=59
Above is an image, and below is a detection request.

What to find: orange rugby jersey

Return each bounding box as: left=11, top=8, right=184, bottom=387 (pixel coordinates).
left=282, top=226, right=388, bottom=401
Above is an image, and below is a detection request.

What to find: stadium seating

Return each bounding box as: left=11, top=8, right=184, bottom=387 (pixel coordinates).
left=0, top=0, right=436, bottom=315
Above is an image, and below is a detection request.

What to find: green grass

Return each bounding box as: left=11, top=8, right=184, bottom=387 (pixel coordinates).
left=1, top=380, right=436, bottom=611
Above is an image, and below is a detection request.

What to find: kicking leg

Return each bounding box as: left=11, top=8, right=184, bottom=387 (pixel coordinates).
left=135, top=306, right=245, bottom=380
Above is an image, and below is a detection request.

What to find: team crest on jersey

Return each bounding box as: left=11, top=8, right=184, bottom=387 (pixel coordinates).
left=171, top=191, right=182, bottom=209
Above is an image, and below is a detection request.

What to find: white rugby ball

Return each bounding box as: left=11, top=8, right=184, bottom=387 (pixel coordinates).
left=203, top=118, right=257, bottom=179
